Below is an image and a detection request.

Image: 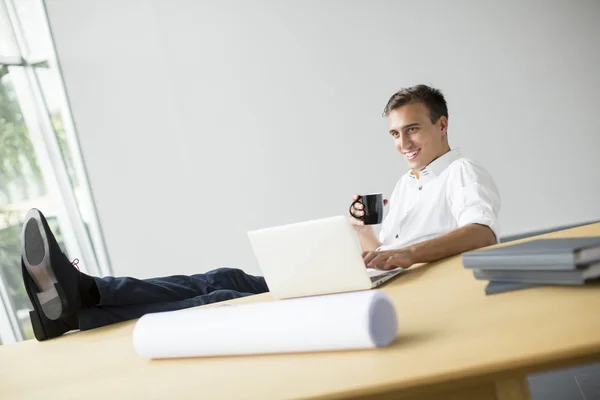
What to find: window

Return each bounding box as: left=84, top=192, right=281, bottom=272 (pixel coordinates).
left=0, top=0, right=111, bottom=343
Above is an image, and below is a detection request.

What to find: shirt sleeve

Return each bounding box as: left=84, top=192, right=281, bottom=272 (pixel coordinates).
left=446, top=160, right=501, bottom=242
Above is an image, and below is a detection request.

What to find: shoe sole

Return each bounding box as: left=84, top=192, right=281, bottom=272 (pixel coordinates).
left=21, top=209, right=66, bottom=320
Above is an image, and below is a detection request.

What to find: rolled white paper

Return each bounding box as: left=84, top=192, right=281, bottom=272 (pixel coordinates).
left=132, top=290, right=397, bottom=359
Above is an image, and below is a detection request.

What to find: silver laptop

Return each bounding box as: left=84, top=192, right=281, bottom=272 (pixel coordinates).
left=247, top=215, right=403, bottom=299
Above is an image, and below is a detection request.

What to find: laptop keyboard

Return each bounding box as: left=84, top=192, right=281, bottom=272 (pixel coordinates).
left=369, top=270, right=398, bottom=282
left=368, top=266, right=404, bottom=281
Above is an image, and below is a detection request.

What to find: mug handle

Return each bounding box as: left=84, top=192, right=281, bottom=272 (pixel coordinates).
left=349, top=199, right=363, bottom=220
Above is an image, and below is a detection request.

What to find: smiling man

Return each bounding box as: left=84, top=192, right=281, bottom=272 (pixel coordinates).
left=21, top=84, right=500, bottom=342
left=349, top=84, right=500, bottom=270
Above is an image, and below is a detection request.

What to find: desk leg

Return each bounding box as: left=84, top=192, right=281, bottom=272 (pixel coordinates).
left=359, top=376, right=531, bottom=399
left=422, top=377, right=531, bottom=400
left=494, top=377, right=531, bottom=400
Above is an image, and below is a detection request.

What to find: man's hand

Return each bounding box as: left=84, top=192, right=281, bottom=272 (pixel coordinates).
left=348, top=194, right=388, bottom=252
left=362, top=224, right=497, bottom=271
left=362, top=248, right=415, bottom=270
left=348, top=194, right=388, bottom=233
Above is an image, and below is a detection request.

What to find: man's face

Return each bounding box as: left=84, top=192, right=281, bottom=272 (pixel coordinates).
left=388, top=102, right=449, bottom=171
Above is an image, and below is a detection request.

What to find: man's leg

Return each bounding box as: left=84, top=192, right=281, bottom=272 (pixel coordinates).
left=95, top=268, right=268, bottom=306
left=20, top=208, right=268, bottom=341
left=79, top=289, right=254, bottom=330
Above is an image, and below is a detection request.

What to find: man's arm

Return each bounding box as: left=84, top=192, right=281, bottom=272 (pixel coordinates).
left=356, top=230, right=382, bottom=252
left=362, top=223, right=496, bottom=270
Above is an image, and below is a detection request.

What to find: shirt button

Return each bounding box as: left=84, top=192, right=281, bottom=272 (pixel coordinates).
left=395, top=234, right=399, bottom=239
left=418, top=186, right=423, bottom=190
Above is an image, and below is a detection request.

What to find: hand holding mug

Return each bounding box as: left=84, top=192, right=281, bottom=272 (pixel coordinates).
left=348, top=193, right=388, bottom=229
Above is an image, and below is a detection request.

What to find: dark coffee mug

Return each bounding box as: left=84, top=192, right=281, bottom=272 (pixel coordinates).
left=349, top=193, right=384, bottom=225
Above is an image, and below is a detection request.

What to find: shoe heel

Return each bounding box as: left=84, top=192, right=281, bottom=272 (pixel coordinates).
left=29, top=310, right=48, bottom=341
left=36, top=283, right=69, bottom=321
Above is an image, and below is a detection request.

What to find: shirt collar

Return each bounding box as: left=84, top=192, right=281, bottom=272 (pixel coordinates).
left=409, top=148, right=462, bottom=183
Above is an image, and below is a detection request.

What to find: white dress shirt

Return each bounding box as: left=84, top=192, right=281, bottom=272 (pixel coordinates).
left=378, top=148, right=501, bottom=251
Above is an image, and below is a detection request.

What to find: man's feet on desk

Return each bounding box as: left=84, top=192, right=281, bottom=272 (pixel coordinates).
left=20, top=208, right=99, bottom=341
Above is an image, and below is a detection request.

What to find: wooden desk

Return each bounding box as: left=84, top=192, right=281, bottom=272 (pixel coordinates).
left=2, top=223, right=600, bottom=400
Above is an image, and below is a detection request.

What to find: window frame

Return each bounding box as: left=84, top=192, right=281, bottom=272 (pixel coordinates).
left=0, top=0, right=112, bottom=343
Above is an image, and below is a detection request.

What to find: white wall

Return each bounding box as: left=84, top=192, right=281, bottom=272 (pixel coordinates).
left=45, top=0, right=600, bottom=278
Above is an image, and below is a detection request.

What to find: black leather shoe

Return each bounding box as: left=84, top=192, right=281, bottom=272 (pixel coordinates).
left=22, top=261, right=77, bottom=341
left=21, top=208, right=81, bottom=340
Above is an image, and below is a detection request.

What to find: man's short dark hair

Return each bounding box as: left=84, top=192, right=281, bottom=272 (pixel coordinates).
left=382, top=84, right=448, bottom=124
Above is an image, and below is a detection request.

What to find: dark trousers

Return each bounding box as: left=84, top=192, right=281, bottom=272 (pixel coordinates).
left=78, top=268, right=269, bottom=330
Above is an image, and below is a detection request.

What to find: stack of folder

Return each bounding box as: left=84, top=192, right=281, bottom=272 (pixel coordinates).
left=462, top=237, right=600, bottom=295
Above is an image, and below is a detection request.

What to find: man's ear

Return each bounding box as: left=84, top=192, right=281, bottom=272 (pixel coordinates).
left=439, top=116, right=449, bottom=137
